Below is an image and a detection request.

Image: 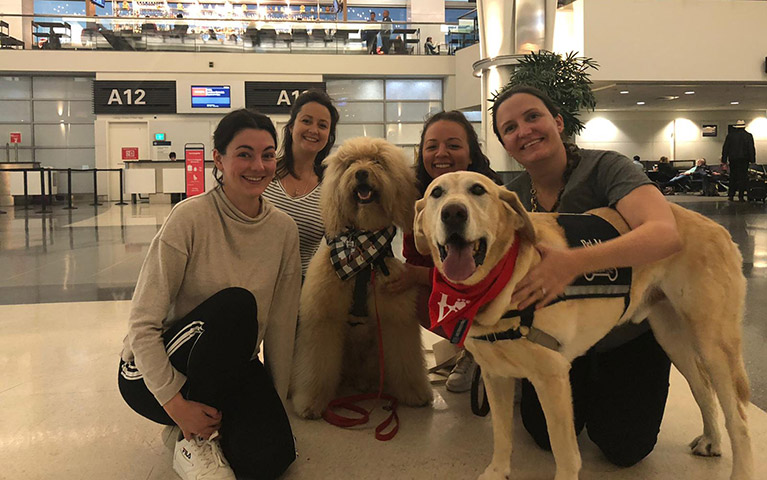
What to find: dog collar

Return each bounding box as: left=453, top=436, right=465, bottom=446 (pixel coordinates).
left=428, top=234, right=520, bottom=348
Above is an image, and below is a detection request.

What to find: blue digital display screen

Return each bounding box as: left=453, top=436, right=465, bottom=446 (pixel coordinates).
left=191, top=86, right=231, bottom=109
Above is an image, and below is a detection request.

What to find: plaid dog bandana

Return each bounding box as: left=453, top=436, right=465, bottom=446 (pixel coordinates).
left=328, top=226, right=397, bottom=281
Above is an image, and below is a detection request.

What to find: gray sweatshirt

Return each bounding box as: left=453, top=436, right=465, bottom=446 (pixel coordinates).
left=121, top=186, right=301, bottom=405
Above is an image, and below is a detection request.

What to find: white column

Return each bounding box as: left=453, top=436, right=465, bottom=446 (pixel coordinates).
left=407, top=0, right=445, bottom=55
left=474, top=0, right=557, bottom=172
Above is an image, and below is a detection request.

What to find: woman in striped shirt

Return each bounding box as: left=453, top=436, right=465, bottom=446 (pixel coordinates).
left=263, top=90, right=340, bottom=276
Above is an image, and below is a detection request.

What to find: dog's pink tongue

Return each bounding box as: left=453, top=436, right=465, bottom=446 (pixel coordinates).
left=442, top=244, right=476, bottom=282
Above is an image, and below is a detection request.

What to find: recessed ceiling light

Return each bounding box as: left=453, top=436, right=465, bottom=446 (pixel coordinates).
left=636, top=101, right=645, bottom=105
left=620, top=90, right=629, bottom=94
left=730, top=101, right=739, bottom=105
left=685, top=91, right=695, bottom=95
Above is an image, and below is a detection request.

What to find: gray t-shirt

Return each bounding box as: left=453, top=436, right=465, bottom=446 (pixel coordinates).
left=506, top=149, right=653, bottom=213
left=505, top=148, right=654, bottom=350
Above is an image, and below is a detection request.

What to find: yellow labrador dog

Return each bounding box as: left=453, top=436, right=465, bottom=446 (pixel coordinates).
left=414, top=172, right=752, bottom=480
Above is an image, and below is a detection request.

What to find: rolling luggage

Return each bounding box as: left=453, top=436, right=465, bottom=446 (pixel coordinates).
left=747, top=180, right=767, bottom=202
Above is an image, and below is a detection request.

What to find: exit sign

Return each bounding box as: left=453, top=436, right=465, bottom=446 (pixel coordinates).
left=155, top=133, right=166, bottom=141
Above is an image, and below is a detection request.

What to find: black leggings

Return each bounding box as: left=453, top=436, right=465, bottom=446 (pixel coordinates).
left=118, top=287, right=295, bottom=479
left=520, top=329, right=671, bottom=467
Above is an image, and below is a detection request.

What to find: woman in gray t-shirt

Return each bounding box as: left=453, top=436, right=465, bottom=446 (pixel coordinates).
left=491, top=85, right=682, bottom=467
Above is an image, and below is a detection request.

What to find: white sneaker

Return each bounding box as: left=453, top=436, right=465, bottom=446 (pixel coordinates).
left=173, top=431, right=236, bottom=480
left=446, top=350, right=477, bottom=393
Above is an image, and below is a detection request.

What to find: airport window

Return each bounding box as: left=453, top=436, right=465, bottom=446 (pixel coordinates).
left=0, top=75, right=95, bottom=177
left=34, top=100, right=96, bottom=123
left=327, top=78, right=444, bottom=154
left=0, top=76, right=32, bottom=100
left=327, top=79, right=384, bottom=101
left=0, top=100, right=33, bottom=123
left=335, top=124, right=386, bottom=142
left=385, top=101, right=442, bottom=123
left=32, top=77, right=93, bottom=100
left=338, top=102, right=385, bottom=123
left=385, top=79, right=442, bottom=101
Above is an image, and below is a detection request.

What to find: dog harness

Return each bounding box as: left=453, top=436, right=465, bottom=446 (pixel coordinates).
left=471, top=214, right=633, bottom=352
left=327, top=226, right=395, bottom=318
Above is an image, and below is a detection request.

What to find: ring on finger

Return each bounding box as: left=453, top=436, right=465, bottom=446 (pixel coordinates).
left=541, top=286, right=547, bottom=296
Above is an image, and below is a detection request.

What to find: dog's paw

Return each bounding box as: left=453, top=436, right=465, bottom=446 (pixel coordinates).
left=478, top=464, right=510, bottom=480
left=398, top=386, right=433, bottom=407
left=292, top=395, right=325, bottom=420
left=688, top=434, right=722, bottom=457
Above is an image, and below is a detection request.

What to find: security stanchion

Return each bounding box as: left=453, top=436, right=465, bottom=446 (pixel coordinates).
left=116, top=169, right=128, bottom=205
left=22, top=170, right=30, bottom=210
left=36, top=169, right=51, bottom=214
left=63, top=168, right=77, bottom=210
left=47, top=169, right=54, bottom=207
left=90, top=169, right=103, bottom=206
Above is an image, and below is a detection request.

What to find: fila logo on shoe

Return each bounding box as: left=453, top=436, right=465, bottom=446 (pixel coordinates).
left=436, top=293, right=470, bottom=323
left=181, top=446, right=192, bottom=461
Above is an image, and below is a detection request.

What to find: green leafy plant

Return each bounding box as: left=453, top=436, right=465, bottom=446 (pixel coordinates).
left=493, top=50, right=599, bottom=139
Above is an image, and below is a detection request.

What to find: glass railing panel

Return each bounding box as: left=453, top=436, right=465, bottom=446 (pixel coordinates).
left=0, top=13, right=479, bottom=54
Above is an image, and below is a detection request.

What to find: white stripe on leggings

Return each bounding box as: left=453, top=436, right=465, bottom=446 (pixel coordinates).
left=120, top=320, right=206, bottom=381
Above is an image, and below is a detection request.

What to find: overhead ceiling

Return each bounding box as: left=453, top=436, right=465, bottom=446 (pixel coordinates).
left=592, top=82, right=767, bottom=112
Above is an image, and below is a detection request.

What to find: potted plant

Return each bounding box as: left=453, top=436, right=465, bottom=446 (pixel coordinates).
left=493, top=50, right=599, bottom=140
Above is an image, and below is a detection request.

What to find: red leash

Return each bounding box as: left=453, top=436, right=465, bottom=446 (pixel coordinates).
left=322, top=270, right=400, bottom=441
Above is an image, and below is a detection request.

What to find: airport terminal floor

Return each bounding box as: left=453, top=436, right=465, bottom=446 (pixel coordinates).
left=1, top=195, right=767, bottom=479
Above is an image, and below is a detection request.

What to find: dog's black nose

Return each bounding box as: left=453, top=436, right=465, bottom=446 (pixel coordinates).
left=441, top=203, right=468, bottom=231
left=355, top=170, right=369, bottom=182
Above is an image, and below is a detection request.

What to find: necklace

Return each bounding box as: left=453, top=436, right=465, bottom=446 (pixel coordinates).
left=284, top=175, right=315, bottom=197
left=530, top=184, right=565, bottom=213
left=529, top=143, right=582, bottom=213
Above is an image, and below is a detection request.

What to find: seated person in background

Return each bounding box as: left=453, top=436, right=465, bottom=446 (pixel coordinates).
left=661, top=158, right=708, bottom=194
left=172, top=13, right=188, bottom=38
left=205, top=28, right=219, bottom=41
left=702, top=161, right=729, bottom=196
left=169, top=152, right=177, bottom=161
left=392, top=35, right=406, bottom=54
left=424, top=36, right=439, bottom=55
left=632, top=155, right=644, bottom=172
left=646, top=155, right=675, bottom=184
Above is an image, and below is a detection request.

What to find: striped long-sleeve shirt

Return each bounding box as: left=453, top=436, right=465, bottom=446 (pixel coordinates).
left=263, top=179, right=325, bottom=276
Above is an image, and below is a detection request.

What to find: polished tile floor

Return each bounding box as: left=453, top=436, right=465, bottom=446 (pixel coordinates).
left=1, top=196, right=766, bottom=479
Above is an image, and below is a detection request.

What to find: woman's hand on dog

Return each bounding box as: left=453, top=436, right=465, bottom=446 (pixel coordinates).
left=163, top=392, right=222, bottom=440
left=512, top=243, right=584, bottom=310
left=386, top=263, right=432, bottom=293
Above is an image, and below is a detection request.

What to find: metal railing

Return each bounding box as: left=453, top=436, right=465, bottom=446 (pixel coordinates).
left=2, top=166, right=127, bottom=213
left=1, top=13, right=479, bottom=54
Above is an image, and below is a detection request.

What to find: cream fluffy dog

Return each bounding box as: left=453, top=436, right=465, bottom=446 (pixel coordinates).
left=414, top=172, right=752, bottom=480
left=292, top=137, right=433, bottom=419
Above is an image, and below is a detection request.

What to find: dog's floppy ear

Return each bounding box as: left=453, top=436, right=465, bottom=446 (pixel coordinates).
left=498, top=188, right=536, bottom=244
left=319, top=150, right=347, bottom=238
left=412, top=196, right=431, bottom=256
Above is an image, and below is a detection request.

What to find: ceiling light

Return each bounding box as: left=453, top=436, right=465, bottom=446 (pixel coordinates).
left=684, top=91, right=695, bottom=95
left=636, top=101, right=645, bottom=105
left=730, top=101, right=739, bottom=105
left=620, top=90, right=629, bottom=94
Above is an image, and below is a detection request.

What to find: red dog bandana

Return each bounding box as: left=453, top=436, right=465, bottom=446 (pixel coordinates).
left=429, top=234, right=521, bottom=347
